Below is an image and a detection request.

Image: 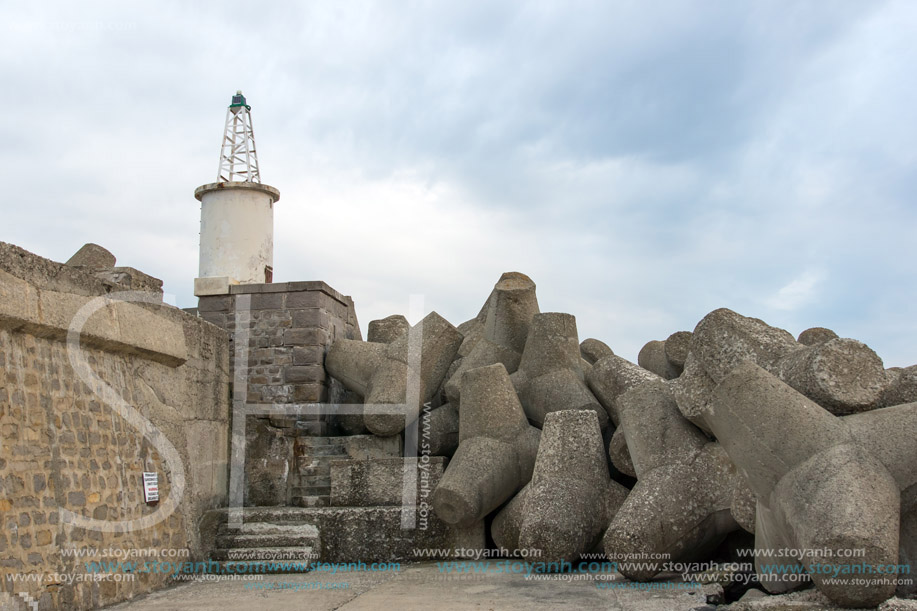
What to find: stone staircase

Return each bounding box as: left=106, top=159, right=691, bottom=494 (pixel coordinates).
left=210, top=514, right=319, bottom=573
left=202, top=504, right=483, bottom=566
left=291, top=437, right=345, bottom=507
left=291, top=435, right=401, bottom=508
left=201, top=433, right=484, bottom=570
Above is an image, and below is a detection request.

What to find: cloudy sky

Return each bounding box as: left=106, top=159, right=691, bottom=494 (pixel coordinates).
left=3, top=1, right=916, bottom=366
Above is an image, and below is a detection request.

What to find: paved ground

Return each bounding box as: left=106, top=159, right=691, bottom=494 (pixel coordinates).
left=105, top=563, right=723, bottom=611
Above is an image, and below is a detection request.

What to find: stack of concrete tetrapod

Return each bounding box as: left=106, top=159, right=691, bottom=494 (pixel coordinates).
left=601, top=377, right=742, bottom=579
left=667, top=308, right=916, bottom=606
left=709, top=362, right=917, bottom=608
left=319, top=273, right=915, bottom=608
left=326, top=311, right=463, bottom=437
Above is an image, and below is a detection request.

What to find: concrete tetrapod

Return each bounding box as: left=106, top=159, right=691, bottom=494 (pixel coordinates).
left=513, top=313, right=607, bottom=429
left=677, top=308, right=889, bottom=423
left=326, top=312, right=462, bottom=436
left=432, top=363, right=541, bottom=527
left=638, top=340, right=680, bottom=380
left=797, top=326, right=839, bottom=346
left=664, top=331, right=692, bottom=371
left=776, top=337, right=887, bottom=415
left=709, top=362, right=913, bottom=608
left=580, top=338, right=614, bottom=365
left=607, top=427, right=636, bottom=478
left=603, top=380, right=741, bottom=580
left=671, top=352, right=717, bottom=434
left=416, top=402, right=459, bottom=458
left=879, top=365, right=917, bottom=408
left=691, top=307, right=800, bottom=384
left=517, top=410, right=629, bottom=565
left=443, top=337, right=521, bottom=408
left=367, top=315, right=409, bottom=343
left=441, top=272, right=538, bottom=409
left=479, top=272, right=540, bottom=355
left=492, top=477, right=628, bottom=559
left=586, top=354, right=660, bottom=426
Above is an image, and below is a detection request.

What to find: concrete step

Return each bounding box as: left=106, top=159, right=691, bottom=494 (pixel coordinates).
left=296, top=464, right=333, bottom=478
left=219, top=521, right=319, bottom=537
left=296, top=434, right=403, bottom=460
left=292, top=494, right=330, bottom=508
left=216, top=532, right=318, bottom=549
left=200, top=506, right=484, bottom=563
left=297, top=474, right=331, bottom=488
left=295, top=444, right=349, bottom=457
left=292, top=484, right=331, bottom=496
left=214, top=507, right=325, bottom=524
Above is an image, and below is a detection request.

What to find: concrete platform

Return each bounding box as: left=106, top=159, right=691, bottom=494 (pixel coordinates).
left=104, top=562, right=726, bottom=610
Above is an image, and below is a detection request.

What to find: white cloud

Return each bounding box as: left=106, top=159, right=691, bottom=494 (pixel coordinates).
left=766, top=270, right=825, bottom=312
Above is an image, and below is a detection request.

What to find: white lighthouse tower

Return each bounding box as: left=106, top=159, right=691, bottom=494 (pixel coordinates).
left=194, top=91, right=280, bottom=296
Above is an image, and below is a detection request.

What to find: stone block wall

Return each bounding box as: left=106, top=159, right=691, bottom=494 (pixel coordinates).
left=196, top=281, right=360, bottom=408
left=194, top=282, right=361, bottom=506
left=0, top=242, right=231, bottom=610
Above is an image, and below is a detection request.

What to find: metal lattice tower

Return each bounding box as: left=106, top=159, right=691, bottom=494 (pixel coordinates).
left=217, top=91, right=261, bottom=183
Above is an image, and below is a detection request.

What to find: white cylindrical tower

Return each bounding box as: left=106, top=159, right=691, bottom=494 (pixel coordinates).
left=195, top=181, right=280, bottom=284
left=194, top=91, right=281, bottom=296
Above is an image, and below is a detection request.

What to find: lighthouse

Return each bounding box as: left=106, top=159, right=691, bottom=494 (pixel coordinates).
left=194, top=91, right=280, bottom=296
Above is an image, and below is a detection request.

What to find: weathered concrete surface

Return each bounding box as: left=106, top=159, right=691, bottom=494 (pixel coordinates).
left=367, top=315, right=409, bottom=343
left=517, top=410, right=625, bottom=564
left=664, top=331, right=693, bottom=370
left=518, top=312, right=583, bottom=381
left=797, top=326, right=839, bottom=346
left=479, top=271, right=540, bottom=354
left=0, top=242, right=230, bottom=611
left=692, top=308, right=800, bottom=383
left=587, top=354, right=660, bottom=426
left=776, top=338, right=887, bottom=414
left=327, top=312, right=462, bottom=436
left=443, top=336, right=521, bottom=406
left=201, top=507, right=483, bottom=564
left=330, top=457, right=445, bottom=507
left=581, top=338, right=614, bottom=364
left=245, top=417, right=294, bottom=506
left=617, top=380, right=707, bottom=477
left=879, top=365, right=917, bottom=408
left=710, top=363, right=907, bottom=607
left=900, top=496, right=917, bottom=599
left=731, top=478, right=757, bottom=534
left=604, top=441, right=740, bottom=580
left=672, top=352, right=717, bottom=433
left=490, top=483, right=530, bottom=551
left=608, top=427, right=636, bottom=478
left=433, top=364, right=540, bottom=526
left=105, top=563, right=728, bottom=611
left=0, top=267, right=186, bottom=366
left=520, top=366, right=608, bottom=429
left=65, top=242, right=116, bottom=268
left=604, top=381, right=740, bottom=580
left=416, top=402, right=459, bottom=457
left=638, top=339, right=680, bottom=380
left=723, top=588, right=917, bottom=609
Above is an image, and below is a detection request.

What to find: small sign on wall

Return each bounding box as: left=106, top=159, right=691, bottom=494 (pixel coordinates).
left=143, top=472, right=159, bottom=504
